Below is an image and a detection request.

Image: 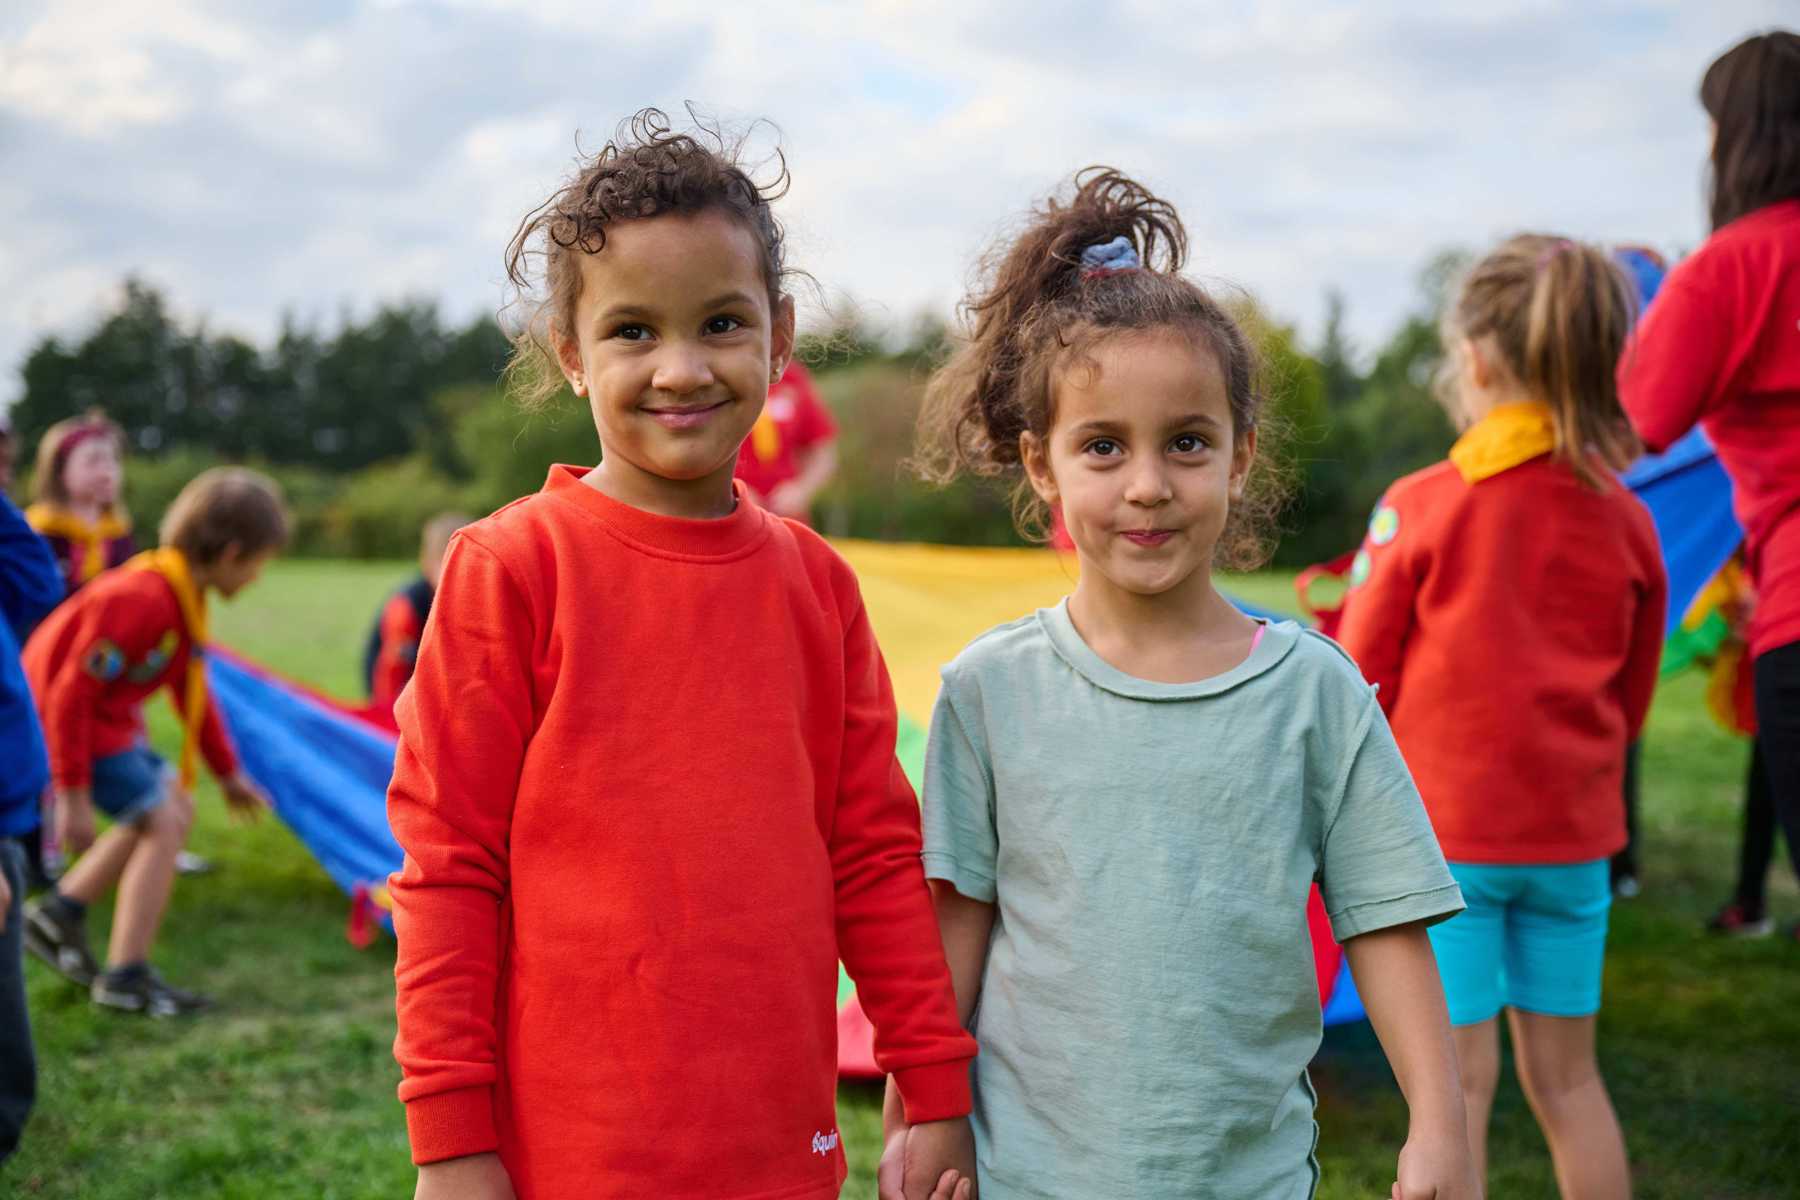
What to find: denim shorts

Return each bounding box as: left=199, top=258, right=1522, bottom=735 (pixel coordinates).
left=90, top=746, right=172, bottom=826
left=1427, top=859, right=1611, bottom=1026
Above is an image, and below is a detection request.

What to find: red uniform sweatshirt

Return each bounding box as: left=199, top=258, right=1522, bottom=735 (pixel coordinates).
left=22, top=567, right=236, bottom=787
left=1619, top=199, right=1800, bottom=658
left=1335, top=405, right=1667, bottom=864
left=387, top=466, right=974, bottom=1199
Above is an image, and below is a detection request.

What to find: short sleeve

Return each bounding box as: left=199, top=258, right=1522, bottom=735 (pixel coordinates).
left=920, top=676, right=997, bottom=903
left=1318, top=699, right=1463, bottom=941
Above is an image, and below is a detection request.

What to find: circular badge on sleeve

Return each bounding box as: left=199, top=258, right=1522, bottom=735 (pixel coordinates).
left=1368, top=504, right=1400, bottom=546
left=82, top=640, right=126, bottom=682
left=1349, top=548, right=1373, bottom=589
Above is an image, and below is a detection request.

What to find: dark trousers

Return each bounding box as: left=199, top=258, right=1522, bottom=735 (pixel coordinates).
left=0, top=838, right=34, bottom=1160
left=1612, top=741, right=1642, bottom=883
left=1733, top=742, right=1779, bottom=910
left=1753, top=640, right=1800, bottom=900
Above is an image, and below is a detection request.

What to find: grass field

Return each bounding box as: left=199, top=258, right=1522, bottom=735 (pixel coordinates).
left=5, top=558, right=1798, bottom=1198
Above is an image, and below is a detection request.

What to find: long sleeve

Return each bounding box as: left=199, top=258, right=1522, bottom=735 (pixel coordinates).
left=829, top=590, right=976, bottom=1125
left=370, top=592, right=424, bottom=717
left=1334, top=495, right=1420, bottom=713
left=37, top=589, right=164, bottom=788
left=1621, top=545, right=1669, bottom=742
left=387, top=533, right=535, bottom=1165
left=0, top=496, right=64, bottom=638
left=1617, top=270, right=1737, bottom=453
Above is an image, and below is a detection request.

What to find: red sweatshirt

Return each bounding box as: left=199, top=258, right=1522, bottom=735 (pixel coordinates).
left=1619, top=199, right=1800, bottom=658
left=387, top=466, right=974, bottom=1199
left=1335, top=408, right=1666, bottom=864
left=22, top=567, right=236, bottom=787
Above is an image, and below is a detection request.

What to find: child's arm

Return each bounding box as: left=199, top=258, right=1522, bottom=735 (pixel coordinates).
left=1344, top=924, right=1480, bottom=1200
left=1620, top=547, right=1670, bottom=743
left=1334, top=496, right=1419, bottom=712
left=386, top=534, right=533, bottom=1179
left=880, top=883, right=992, bottom=1200
left=0, top=495, right=63, bottom=637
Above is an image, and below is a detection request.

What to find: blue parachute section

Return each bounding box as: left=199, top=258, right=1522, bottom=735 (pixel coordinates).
left=1622, top=429, right=1741, bottom=633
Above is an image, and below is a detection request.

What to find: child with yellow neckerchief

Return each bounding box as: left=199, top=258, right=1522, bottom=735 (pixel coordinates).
left=24, top=411, right=137, bottom=597
left=20, top=468, right=286, bottom=1016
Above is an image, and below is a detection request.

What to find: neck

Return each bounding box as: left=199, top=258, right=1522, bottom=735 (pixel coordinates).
left=1066, top=556, right=1251, bottom=681
left=583, top=456, right=738, bottom=520
left=1459, top=386, right=1540, bottom=427
left=67, top=498, right=105, bottom=524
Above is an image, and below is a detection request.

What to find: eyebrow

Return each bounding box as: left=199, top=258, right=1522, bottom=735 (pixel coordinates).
left=591, top=291, right=761, bottom=330
left=1067, top=412, right=1225, bottom=437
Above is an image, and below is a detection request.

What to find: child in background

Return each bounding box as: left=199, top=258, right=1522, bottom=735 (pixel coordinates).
left=0, top=492, right=63, bottom=1158
left=361, top=512, right=470, bottom=723
left=1338, top=235, right=1666, bottom=1199
left=388, top=111, right=976, bottom=1200
left=0, top=416, right=18, bottom=494
left=893, top=169, right=1473, bottom=1199
left=26, top=411, right=136, bottom=596
left=21, top=468, right=285, bottom=1016
left=1619, top=31, right=1800, bottom=947
left=735, top=360, right=838, bottom=524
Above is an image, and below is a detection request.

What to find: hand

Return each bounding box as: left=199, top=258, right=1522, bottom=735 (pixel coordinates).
left=55, top=787, right=97, bottom=856
left=1391, top=1126, right=1480, bottom=1200
left=415, top=1152, right=515, bottom=1199
left=765, top=482, right=813, bottom=522
left=221, top=772, right=269, bottom=823
left=878, top=1117, right=976, bottom=1200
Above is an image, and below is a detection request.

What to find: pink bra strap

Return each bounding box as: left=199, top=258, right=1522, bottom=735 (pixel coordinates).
left=1249, top=622, right=1266, bottom=653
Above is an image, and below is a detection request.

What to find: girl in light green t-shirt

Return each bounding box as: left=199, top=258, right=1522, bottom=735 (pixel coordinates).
left=877, top=170, right=1475, bottom=1200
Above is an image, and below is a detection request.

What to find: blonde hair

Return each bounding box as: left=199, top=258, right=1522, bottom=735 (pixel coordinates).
left=1439, top=234, right=1640, bottom=489
left=31, top=409, right=127, bottom=507
left=159, top=468, right=290, bottom=565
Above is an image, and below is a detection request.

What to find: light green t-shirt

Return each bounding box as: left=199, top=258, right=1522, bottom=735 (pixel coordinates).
left=922, top=601, right=1463, bottom=1199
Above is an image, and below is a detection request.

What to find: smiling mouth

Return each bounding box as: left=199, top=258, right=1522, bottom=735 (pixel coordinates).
left=641, top=397, right=732, bottom=428
left=1120, top=529, right=1175, bottom=546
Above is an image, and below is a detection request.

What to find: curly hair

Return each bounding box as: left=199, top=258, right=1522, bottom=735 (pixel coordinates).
left=502, top=108, right=793, bottom=409
left=914, top=168, right=1285, bottom=569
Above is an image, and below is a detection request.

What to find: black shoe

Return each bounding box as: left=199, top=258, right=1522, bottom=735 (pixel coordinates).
left=90, top=964, right=213, bottom=1017
left=23, top=896, right=98, bottom=987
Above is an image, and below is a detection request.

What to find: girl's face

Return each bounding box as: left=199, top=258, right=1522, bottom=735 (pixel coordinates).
left=62, top=437, right=122, bottom=509
left=1024, top=329, right=1252, bottom=600
left=554, top=209, right=794, bottom=517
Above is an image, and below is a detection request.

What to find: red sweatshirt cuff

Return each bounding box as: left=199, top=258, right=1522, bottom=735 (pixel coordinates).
left=405, top=1085, right=499, bottom=1165
left=893, top=1060, right=974, bottom=1125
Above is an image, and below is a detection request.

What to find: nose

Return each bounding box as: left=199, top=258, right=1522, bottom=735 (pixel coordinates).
left=1121, top=458, right=1173, bottom=507
left=650, top=342, right=716, bottom=396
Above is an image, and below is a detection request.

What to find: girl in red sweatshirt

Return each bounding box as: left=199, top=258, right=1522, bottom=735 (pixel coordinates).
left=1337, top=235, right=1666, bottom=1200
left=1618, top=31, right=1800, bottom=945
left=387, top=111, right=976, bottom=1200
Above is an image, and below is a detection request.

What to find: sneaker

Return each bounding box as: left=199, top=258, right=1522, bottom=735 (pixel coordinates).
left=174, top=851, right=214, bottom=876
left=90, top=964, right=213, bottom=1017
left=1613, top=874, right=1641, bottom=900
left=1706, top=902, right=1773, bottom=938
left=23, top=896, right=98, bottom=986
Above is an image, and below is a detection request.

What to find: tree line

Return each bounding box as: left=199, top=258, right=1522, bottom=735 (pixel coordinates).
left=5, top=271, right=1465, bottom=569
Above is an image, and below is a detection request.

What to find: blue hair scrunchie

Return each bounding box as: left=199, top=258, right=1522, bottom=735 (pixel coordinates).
left=1079, top=236, right=1141, bottom=273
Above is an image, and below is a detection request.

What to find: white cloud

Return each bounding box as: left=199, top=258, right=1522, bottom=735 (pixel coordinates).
left=0, top=0, right=1792, bottom=406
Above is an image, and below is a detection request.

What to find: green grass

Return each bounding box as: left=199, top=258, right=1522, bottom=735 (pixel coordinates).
left=6, top=558, right=1798, bottom=1198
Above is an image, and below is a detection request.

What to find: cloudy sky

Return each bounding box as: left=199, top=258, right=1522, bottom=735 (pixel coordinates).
left=0, top=0, right=1788, bottom=406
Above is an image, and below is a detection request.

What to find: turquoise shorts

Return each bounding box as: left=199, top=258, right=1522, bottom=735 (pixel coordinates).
left=1427, top=859, right=1611, bottom=1026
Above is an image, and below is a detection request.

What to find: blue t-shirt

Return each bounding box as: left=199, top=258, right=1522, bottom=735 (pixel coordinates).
left=0, top=493, right=63, bottom=834
left=922, top=602, right=1463, bottom=1198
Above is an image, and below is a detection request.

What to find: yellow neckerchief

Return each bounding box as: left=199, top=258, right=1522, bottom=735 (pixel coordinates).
left=1448, top=400, right=1559, bottom=484
left=24, top=503, right=133, bottom=583
left=128, top=547, right=208, bottom=788
left=749, top=410, right=782, bottom=463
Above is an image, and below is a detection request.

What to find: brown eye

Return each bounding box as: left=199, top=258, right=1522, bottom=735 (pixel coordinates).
left=1170, top=434, right=1206, bottom=454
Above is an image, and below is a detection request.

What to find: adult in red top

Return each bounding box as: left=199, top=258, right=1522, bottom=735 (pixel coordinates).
left=1618, top=32, right=1800, bottom=940
left=733, top=360, right=838, bottom=523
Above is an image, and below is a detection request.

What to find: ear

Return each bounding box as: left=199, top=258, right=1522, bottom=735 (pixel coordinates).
left=1461, top=336, right=1493, bottom=391
left=1228, top=425, right=1257, bottom=503
left=552, top=323, right=588, bottom=397
left=1020, top=431, right=1059, bottom=506
left=768, top=293, right=797, bottom=384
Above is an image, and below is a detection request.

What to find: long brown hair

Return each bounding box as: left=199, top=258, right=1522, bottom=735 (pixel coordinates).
left=502, top=108, right=792, bottom=410
left=914, top=168, right=1283, bottom=569
left=1702, top=31, right=1800, bottom=230
left=1439, top=235, right=1639, bottom=489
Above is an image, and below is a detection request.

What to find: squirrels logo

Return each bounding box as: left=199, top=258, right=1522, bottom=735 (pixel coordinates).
left=810, top=1129, right=840, bottom=1157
